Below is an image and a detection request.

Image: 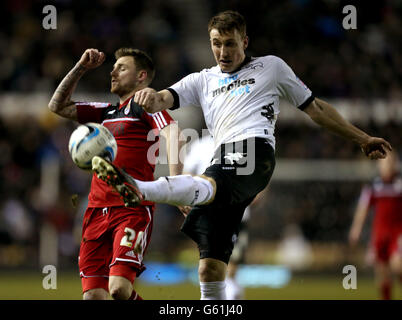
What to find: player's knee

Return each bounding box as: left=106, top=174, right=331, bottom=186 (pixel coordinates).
left=109, top=284, right=131, bottom=300
left=199, top=264, right=216, bottom=282
left=198, top=258, right=226, bottom=282
left=83, top=288, right=108, bottom=300
left=109, top=276, right=132, bottom=300
left=198, top=265, right=224, bottom=282
left=109, top=286, right=131, bottom=300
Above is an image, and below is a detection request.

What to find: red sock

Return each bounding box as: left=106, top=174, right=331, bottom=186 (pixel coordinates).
left=129, top=289, right=143, bottom=300
left=380, top=281, right=391, bottom=300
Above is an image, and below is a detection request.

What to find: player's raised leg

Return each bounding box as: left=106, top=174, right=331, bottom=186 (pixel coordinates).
left=92, top=156, right=216, bottom=207
left=92, top=155, right=144, bottom=207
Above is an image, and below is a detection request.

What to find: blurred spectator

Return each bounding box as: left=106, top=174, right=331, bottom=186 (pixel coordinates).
left=0, top=1, right=400, bottom=98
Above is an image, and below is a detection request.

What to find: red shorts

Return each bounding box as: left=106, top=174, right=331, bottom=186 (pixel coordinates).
left=78, top=205, right=153, bottom=293
left=372, top=228, right=402, bottom=263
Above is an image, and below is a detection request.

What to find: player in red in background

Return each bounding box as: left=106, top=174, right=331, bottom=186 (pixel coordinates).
left=48, top=48, right=182, bottom=300
left=349, top=150, right=402, bottom=299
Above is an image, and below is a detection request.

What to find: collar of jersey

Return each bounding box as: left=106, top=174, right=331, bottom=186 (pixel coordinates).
left=220, top=56, right=252, bottom=74
left=118, top=95, right=134, bottom=110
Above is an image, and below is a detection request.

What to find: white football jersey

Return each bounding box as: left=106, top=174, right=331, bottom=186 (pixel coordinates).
left=169, top=55, right=313, bottom=151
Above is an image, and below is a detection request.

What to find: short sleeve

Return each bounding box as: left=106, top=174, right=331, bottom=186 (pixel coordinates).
left=274, top=57, right=314, bottom=110
left=168, top=72, right=202, bottom=110
left=76, top=102, right=111, bottom=124
left=357, top=185, right=373, bottom=209
left=142, top=109, right=174, bottom=132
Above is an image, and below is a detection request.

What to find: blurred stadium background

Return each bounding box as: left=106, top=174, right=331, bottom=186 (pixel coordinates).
left=0, top=0, right=401, bottom=299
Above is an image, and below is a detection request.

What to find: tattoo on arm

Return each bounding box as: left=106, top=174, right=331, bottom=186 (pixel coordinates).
left=48, top=63, right=87, bottom=118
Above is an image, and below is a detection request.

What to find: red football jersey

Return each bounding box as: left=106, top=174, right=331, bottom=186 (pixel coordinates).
left=76, top=96, right=174, bottom=207
left=358, top=175, right=402, bottom=234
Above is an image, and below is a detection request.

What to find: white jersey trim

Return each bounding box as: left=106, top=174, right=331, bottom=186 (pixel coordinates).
left=102, top=118, right=140, bottom=125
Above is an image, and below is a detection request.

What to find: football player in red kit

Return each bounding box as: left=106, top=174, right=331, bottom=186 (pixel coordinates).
left=349, top=151, right=402, bottom=299
left=48, top=48, right=182, bottom=300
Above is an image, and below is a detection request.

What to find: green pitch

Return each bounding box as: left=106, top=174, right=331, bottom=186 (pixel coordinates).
left=0, top=271, right=400, bottom=300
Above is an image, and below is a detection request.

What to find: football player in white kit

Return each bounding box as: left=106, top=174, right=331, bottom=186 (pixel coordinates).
left=183, top=135, right=250, bottom=300
left=92, top=11, right=392, bottom=300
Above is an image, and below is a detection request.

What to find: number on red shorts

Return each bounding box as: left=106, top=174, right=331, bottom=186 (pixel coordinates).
left=120, top=227, right=136, bottom=247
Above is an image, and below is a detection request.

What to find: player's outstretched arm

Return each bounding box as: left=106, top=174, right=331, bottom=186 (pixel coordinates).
left=303, top=98, right=392, bottom=159
left=134, top=88, right=174, bottom=113
left=48, top=48, right=105, bottom=120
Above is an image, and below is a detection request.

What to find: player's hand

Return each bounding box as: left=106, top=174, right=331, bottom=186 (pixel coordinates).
left=178, top=206, right=192, bottom=217
left=134, top=88, right=158, bottom=113
left=360, top=137, right=392, bottom=160
left=78, top=49, right=106, bottom=70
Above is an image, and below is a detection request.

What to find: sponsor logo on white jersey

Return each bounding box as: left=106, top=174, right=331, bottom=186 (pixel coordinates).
left=213, top=74, right=256, bottom=98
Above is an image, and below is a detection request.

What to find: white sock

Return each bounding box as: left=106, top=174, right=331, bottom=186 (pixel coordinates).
left=135, top=175, right=214, bottom=206
left=200, top=281, right=227, bottom=300
left=225, top=277, right=244, bottom=300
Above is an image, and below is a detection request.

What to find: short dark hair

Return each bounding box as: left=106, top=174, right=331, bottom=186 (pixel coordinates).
left=208, top=10, right=247, bottom=38
left=114, top=48, right=155, bottom=85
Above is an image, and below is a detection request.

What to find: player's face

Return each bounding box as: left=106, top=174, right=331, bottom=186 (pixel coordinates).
left=210, top=28, right=248, bottom=73
left=110, top=56, right=140, bottom=97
